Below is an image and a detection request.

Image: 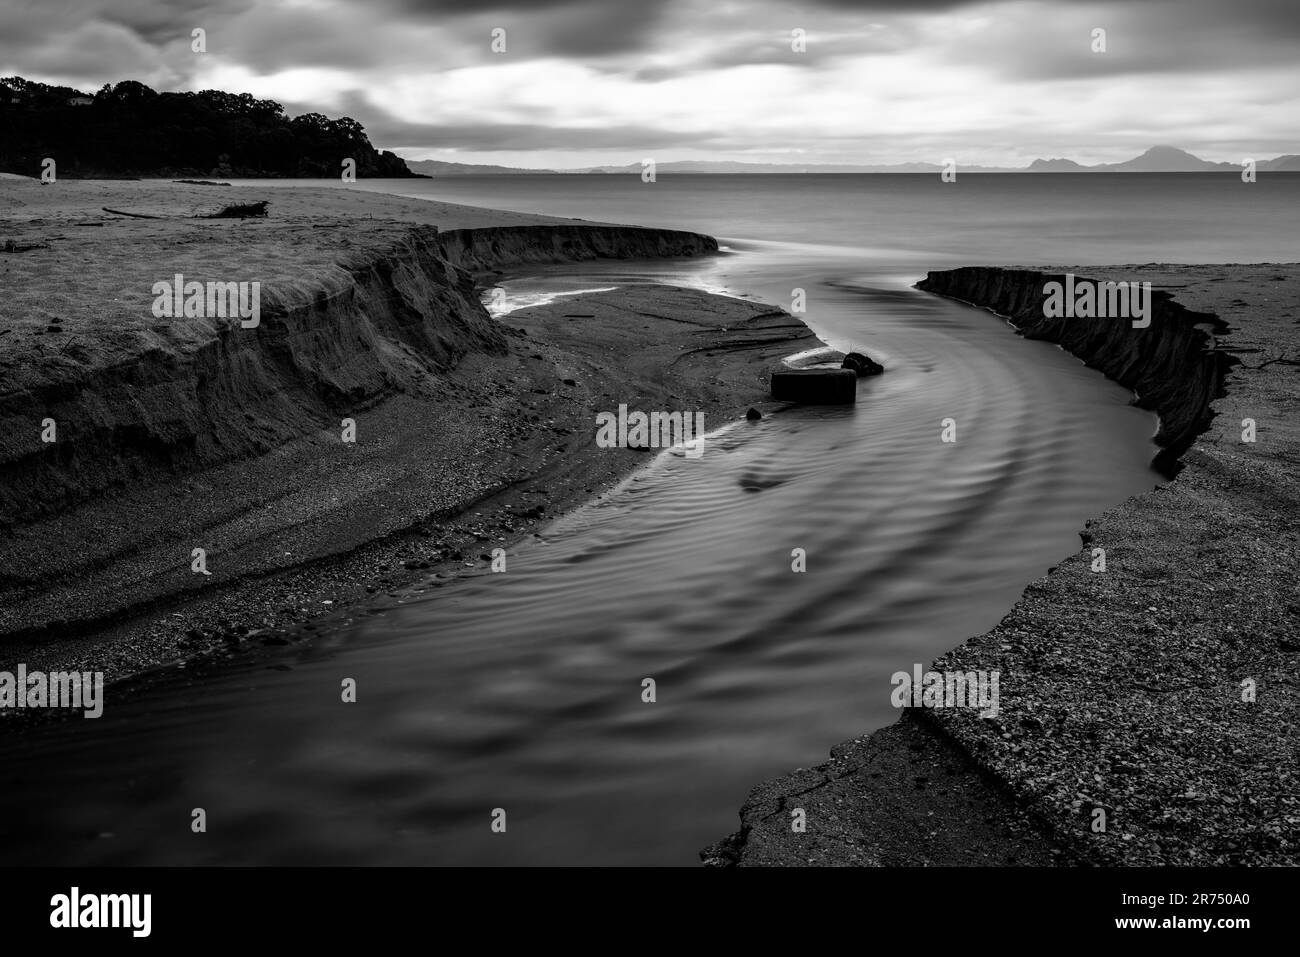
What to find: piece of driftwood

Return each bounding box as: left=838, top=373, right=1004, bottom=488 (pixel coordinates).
left=204, top=201, right=269, bottom=219
left=100, top=201, right=269, bottom=220
left=102, top=206, right=164, bottom=219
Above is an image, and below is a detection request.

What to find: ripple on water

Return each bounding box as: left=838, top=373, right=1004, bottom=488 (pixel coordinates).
left=0, top=272, right=1160, bottom=867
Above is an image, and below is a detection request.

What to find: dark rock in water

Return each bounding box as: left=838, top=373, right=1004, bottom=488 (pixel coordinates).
left=842, top=352, right=884, bottom=376
left=771, top=368, right=857, bottom=404
left=738, top=472, right=786, bottom=492
left=746, top=407, right=762, bottom=421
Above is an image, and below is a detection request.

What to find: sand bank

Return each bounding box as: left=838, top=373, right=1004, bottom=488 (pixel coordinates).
left=0, top=179, right=819, bottom=704
left=707, top=264, right=1299, bottom=866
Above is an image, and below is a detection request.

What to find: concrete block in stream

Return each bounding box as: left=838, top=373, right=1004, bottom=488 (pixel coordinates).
left=770, top=368, right=857, bottom=404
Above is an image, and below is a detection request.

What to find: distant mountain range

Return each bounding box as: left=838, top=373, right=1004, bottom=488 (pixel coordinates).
left=1024, top=146, right=1300, bottom=173
left=405, top=159, right=560, bottom=175
left=405, top=146, right=1300, bottom=176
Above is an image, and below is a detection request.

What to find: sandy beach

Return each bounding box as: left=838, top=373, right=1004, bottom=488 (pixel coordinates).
left=0, top=178, right=819, bottom=704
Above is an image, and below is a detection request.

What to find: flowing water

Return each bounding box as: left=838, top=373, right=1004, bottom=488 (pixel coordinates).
left=9, top=174, right=1293, bottom=865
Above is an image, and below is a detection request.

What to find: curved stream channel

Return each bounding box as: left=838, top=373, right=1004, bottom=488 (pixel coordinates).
left=0, top=241, right=1161, bottom=865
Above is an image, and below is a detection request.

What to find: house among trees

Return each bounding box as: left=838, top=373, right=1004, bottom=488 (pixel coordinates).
left=66, top=95, right=93, bottom=106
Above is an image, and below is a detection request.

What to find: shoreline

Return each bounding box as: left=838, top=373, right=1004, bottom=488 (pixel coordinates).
left=0, top=179, right=820, bottom=726
left=6, top=179, right=1294, bottom=868
left=707, top=263, right=1300, bottom=866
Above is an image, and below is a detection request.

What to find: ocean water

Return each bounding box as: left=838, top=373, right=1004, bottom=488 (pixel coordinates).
left=256, top=171, right=1300, bottom=267
left=3, top=174, right=1290, bottom=866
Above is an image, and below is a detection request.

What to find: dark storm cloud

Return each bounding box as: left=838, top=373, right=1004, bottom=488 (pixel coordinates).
left=796, top=0, right=983, bottom=7
left=529, top=0, right=665, bottom=55
left=372, top=0, right=666, bottom=55
left=69, top=0, right=256, bottom=44
left=106, top=0, right=254, bottom=44
left=804, top=0, right=1299, bottom=23
left=959, top=0, right=1300, bottom=83
left=231, top=14, right=394, bottom=74
left=382, top=0, right=583, bottom=10
left=630, top=26, right=916, bottom=82
left=0, top=0, right=250, bottom=80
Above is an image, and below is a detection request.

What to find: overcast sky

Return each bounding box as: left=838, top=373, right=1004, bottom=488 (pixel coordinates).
left=2, top=0, right=1296, bottom=167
